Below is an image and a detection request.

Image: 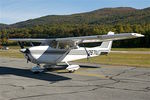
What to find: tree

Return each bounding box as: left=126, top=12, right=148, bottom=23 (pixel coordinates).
left=1, top=29, right=8, bottom=46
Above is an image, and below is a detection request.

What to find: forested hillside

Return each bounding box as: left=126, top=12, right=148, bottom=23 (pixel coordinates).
left=8, top=7, right=150, bottom=28
left=0, top=7, right=150, bottom=48
left=0, top=24, right=8, bottom=29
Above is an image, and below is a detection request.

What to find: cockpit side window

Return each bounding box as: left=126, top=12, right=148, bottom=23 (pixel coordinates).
left=58, top=42, right=71, bottom=49
left=47, top=41, right=75, bottom=49
left=49, top=40, right=57, bottom=48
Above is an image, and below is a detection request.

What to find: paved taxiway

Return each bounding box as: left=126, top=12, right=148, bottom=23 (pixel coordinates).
left=0, top=57, right=150, bottom=100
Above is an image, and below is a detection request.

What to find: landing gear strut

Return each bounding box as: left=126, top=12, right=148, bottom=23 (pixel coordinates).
left=31, top=64, right=44, bottom=74
left=65, top=62, right=80, bottom=73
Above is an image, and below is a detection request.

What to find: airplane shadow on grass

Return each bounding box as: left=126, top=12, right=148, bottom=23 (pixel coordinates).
left=0, top=66, right=71, bottom=82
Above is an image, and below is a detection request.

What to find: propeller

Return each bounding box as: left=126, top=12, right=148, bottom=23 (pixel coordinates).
left=18, top=41, right=31, bottom=63
left=18, top=41, right=24, bottom=49
left=24, top=48, right=31, bottom=63
left=20, top=48, right=31, bottom=63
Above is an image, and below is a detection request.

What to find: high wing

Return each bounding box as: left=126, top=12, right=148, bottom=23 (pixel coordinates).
left=9, top=31, right=144, bottom=44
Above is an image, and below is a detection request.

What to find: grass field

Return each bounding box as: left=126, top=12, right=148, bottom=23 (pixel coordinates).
left=0, top=46, right=150, bottom=67
left=112, top=48, right=150, bottom=51
left=77, top=53, right=150, bottom=68
left=0, top=49, right=24, bottom=58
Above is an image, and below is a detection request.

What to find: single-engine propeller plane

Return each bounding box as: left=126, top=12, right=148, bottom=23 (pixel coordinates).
left=10, top=31, right=144, bottom=73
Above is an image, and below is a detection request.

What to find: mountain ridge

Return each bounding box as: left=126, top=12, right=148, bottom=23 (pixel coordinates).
left=1, top=7, right=150, bottom=29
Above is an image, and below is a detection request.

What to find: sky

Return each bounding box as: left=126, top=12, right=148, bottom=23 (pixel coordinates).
left=0, top=0, right=150, bottom=24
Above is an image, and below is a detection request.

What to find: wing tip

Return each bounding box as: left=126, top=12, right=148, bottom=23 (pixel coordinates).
left=108, top=31, right=115, bottom=35
left=131, top=33, right=144, bottom=37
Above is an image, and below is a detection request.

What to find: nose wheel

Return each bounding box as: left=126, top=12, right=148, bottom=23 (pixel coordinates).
left=31, top=64, right=44, bottom=74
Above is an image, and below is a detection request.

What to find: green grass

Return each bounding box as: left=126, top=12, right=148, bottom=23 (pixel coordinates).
left=112, top=48, right=150, bottom=51
left=8, top=46, right=21, bottom=49
left=77, top=53, right=150, bottom=68
left=0, top=48, right=24, bottom=58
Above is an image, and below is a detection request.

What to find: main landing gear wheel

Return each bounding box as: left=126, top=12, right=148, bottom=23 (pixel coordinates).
left=43, top=65, right=56, bottom=71
left=31, top=64, right=44, bottom=74
left=66, top=64, right=80, bottom=73
left=68, top=70, right=76, bottom=73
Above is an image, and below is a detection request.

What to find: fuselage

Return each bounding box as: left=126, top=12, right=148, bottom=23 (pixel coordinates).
left=24, top=45, right=109, bottom=65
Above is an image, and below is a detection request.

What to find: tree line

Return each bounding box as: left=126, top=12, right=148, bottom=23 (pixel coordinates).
left=0, top=24, right=149, bottom=48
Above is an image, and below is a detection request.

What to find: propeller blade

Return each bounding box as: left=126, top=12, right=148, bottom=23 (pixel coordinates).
left=21, top=48, right=31, bottom=63
left=26, top=53, right=31, bottom=63
left=25, top=48, right=30, bottom=53
left=18, top=41, right=24, bottom=49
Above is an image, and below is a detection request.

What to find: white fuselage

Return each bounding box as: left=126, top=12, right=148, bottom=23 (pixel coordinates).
left=26, top=45, right=109, bottom=65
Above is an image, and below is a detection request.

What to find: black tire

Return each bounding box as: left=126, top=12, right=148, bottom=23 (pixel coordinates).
left=33, top=71, right=40, bottom=74
left=69, top=70, right=75, bottom=73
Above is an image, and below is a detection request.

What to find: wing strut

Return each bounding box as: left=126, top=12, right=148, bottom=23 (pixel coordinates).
left=82, top=43, right=90, bottom=60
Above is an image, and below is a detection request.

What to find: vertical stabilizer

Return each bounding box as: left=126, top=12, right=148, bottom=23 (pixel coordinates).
left=99, top=31, right=114, bottom=51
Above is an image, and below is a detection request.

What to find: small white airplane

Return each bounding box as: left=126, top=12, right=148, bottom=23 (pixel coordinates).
left=10, top=31, right=144, bottom=73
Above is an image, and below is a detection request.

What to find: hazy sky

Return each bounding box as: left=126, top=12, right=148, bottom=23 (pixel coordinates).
left=0, top=0, right=150, bottom=24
